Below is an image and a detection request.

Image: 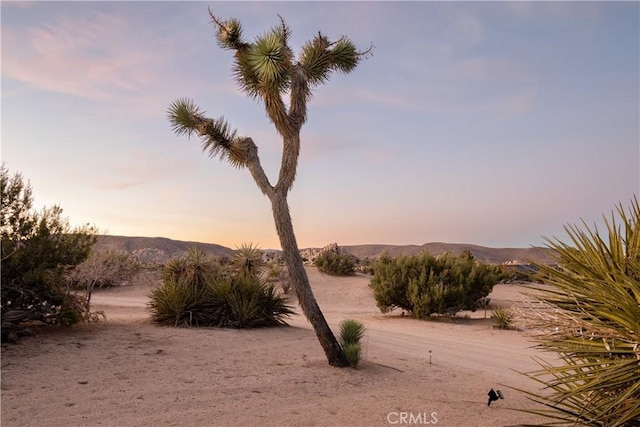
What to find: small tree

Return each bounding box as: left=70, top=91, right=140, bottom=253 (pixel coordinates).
left=168, top=11, right=371, bottom=366
left=1, top=165, right=97, bottom=334
left=67, top=250, right=140, bottom=304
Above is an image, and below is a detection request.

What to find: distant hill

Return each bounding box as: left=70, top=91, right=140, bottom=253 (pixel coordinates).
left=335, top=242, right=557, bottom=265
left=94, top=235, right=236, bottom=264
left=94, top=235, right=557, bottom=265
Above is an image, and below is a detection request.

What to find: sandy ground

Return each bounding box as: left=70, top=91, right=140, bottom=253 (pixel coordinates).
left=1, top=268, right=553, bottom=426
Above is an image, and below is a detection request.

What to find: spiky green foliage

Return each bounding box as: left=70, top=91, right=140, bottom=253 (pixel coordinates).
left=339, top=319, right=366, bottom=368
left=492, top=306, right=515, bottom=330
left=149, top=249, right=293, bottom=328
left=213, top=16, right=245, bottom=50
left=342, top=342, right=363, bottom=369
left=518, top=197, right=640, bottom=426
left=167, top=99, right=251, bottom=169
left=149, top=274, right=294, bottom=329
left=248, top=20, right=293, bottom=95
left=171, top=11, right=370, bottom=150
left=339, top=319, right=366, bottom=345
left=163, top=248, right=223, bottom=288
left=232, top=243, right=268, bottom=279
left=300, top=33, right=362, bottom=87
left=370, top=251, right=503, bottom=317
left=147, top=276, right=211, bottom=327
left=225, top=275, right=294, bottom=328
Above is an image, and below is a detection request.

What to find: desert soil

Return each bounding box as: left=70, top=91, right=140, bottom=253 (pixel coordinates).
left=2, top=268, right=553, bottom=426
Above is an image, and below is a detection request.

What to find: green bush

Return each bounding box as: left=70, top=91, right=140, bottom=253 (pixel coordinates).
left=148, top=248, right=294, bottom=328
left=518, top=197, right=640, bottom=426
left=339, top=319, right=365, bottom=368
left=370, top=250, right=503, bottom=318
left=314, top=249, right=356, bottom=276
left=1, top=165, right=97, bottom=338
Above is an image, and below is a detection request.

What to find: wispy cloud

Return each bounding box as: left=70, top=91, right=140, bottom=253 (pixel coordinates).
left=4, top=12, right=149, bottom=100
left=1, top=4, right=232, bottom=117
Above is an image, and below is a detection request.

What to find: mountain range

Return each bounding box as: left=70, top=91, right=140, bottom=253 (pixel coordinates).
left=94, top=235, right=557, bottom=265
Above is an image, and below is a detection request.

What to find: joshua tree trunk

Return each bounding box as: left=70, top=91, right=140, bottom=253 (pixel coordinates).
left=270, top=190, right=349, bottom=367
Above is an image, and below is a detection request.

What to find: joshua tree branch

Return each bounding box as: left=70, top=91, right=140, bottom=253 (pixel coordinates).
left=289, top=65, right=309, bottom=128
left=242, top=137, right=274, bottom=197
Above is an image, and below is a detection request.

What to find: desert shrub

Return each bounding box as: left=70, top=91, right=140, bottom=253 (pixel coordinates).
left=339, top=319, right=365, bottom=368
left=517, top=197, right=640, bottom=426
left=149, top=248, right=293, bottom=328
left=501, top=266, right=538, bottom=283
left=356, top=257, right=374, bottom=275
left=67, top=250, right=140, bottom=298
left=492, top=306, right=515, bottom=330
left=314, top=247, right=356, bottom=276
left=163, top=247, right=223, bottom=287
left=147, top=276, right=211, bottom=327
left=149, top=274, right=293, bottom=328
left=265, top=262, right=291, bottom=294
left=370, top=250, right=503, bottom=318
left=1, top=165, right=97, bottom=338
left=224, top=275, right=294, bottom=328
left=231, top=243, right=268, bottom=279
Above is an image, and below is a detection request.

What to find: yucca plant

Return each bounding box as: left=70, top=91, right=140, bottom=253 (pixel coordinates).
left=517, top=197, right=640, bottom=426
left=148, top=276, right=210, bottom=327
left=149, top=253, right=294, bottom=328
left=342, top=343, right=362, bottom=369
left=231, top=243, right=268, bottom=279
left=339, top=319, right=366, bottom=368
left=163, top=248, right=222, bottom=288
left=492, top=306, right=515, bottom=330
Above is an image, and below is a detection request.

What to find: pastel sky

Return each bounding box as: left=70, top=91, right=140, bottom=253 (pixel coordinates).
left=2, top=1, right=639, bottom=250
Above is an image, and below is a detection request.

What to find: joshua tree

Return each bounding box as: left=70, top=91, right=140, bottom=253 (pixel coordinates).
left=168, top=11, right=370, bottom=366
